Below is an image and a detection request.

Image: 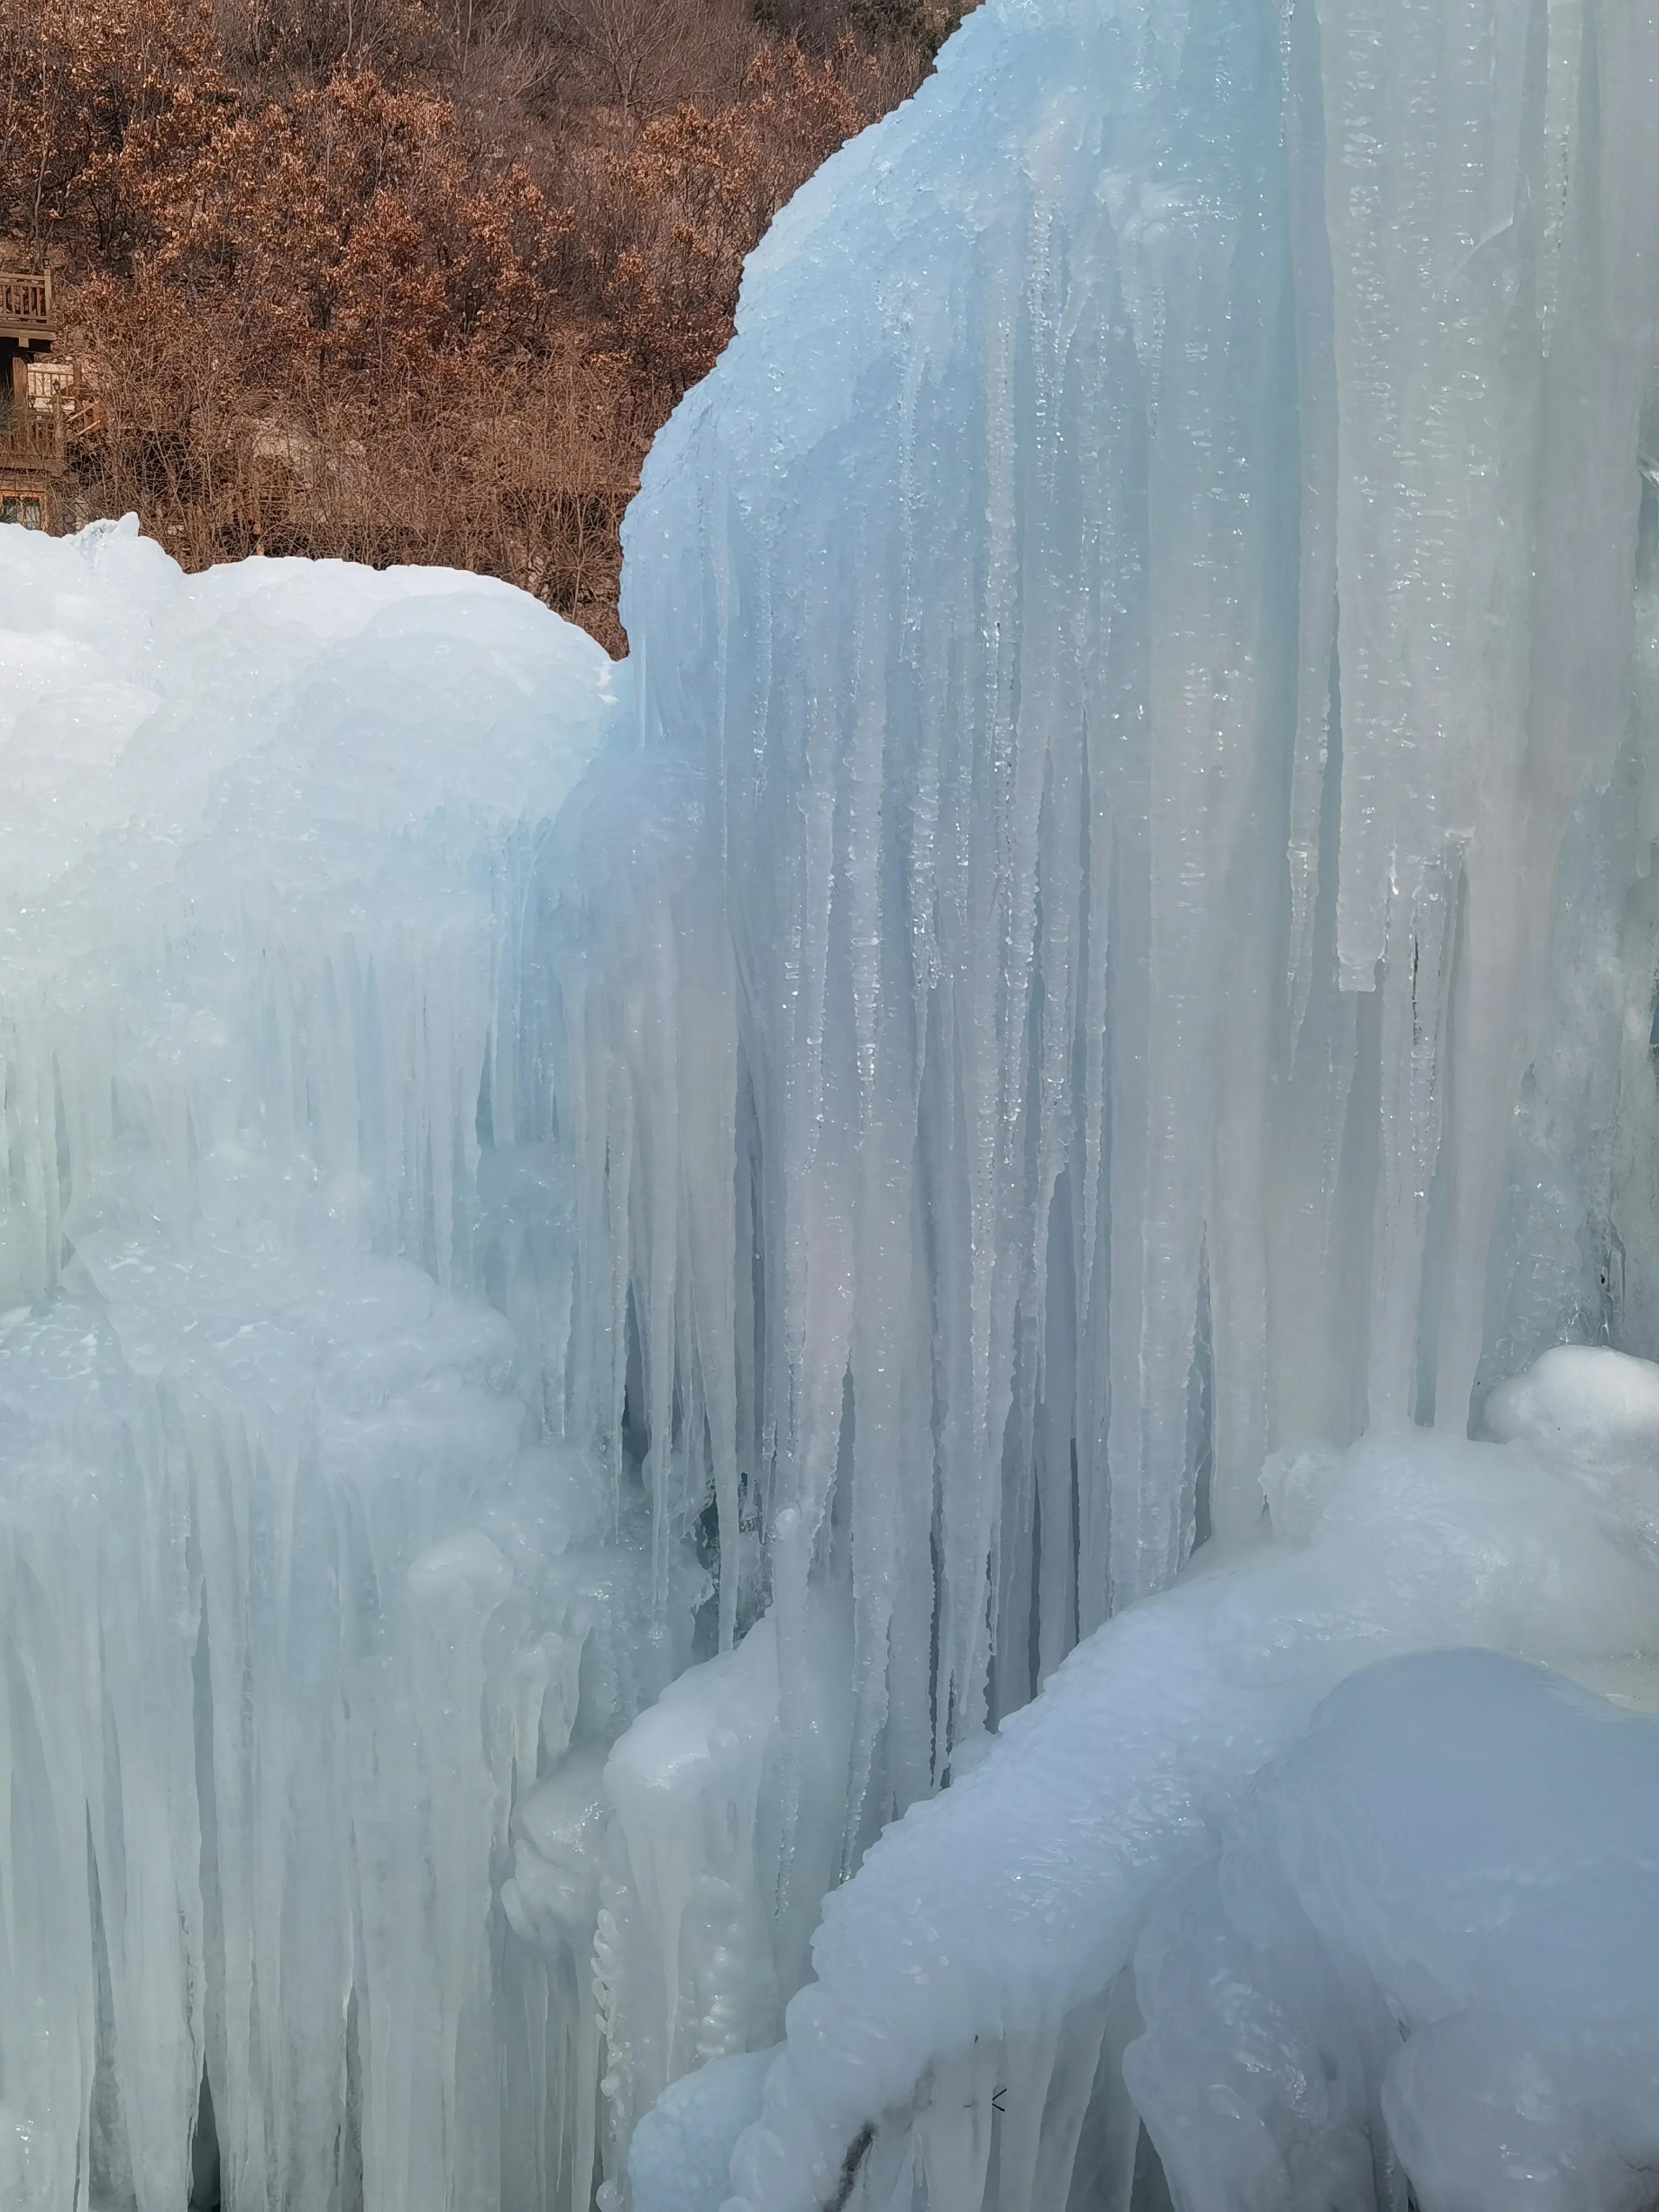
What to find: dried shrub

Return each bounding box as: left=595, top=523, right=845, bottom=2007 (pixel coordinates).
left=595, top=35, right=891, bottom=396
left=4, top=0, right=952, bottom=643
left=71, top=279, right=642, bottom=645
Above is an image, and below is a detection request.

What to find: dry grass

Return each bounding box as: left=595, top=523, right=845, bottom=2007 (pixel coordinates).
left=72, top=289, right=645, bottom=646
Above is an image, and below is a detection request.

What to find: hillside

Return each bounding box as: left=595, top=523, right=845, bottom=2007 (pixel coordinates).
left=0, top=0, right=954, bottom=649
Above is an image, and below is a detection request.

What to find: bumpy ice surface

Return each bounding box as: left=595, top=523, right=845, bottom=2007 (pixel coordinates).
left=1128, top=1647, right=1659, bottom=2212
left=6, top=0, right=1659, bottom=2195
left=0, top=521, right=706, bottom=2212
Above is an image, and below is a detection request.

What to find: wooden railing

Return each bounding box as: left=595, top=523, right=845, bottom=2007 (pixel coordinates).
left=0, top=405, right=69, bottom=470
left=0, top=269, right=52, bottom=334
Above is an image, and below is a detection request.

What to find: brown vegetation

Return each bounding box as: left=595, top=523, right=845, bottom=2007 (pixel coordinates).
left=0, top=0, right=957, bottom=648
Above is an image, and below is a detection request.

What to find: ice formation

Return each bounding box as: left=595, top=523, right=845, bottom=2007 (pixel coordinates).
left=5, top=0, right=1659, bottom=2201
left=694, top=1358, right=1659, bottom=2212
left=592, top=0, right=1659, bottom=2183
left=599, top=0, right=1659, bottom=2190
left=0, top=524, right=710, bottom=2212
left=610, top=0, right=1659, bottom=1845
left=1127, top=1648, right=1659, bottom=2212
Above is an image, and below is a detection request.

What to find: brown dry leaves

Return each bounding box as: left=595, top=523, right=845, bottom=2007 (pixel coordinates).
left=0, top=0, right=931, bottom=644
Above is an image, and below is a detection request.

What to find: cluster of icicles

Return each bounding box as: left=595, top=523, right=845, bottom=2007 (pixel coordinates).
left=3, top=0, right=1659, bottom=2207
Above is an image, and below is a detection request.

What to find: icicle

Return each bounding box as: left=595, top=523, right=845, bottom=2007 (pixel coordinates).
left=0, top=532, right=659, bottom=2212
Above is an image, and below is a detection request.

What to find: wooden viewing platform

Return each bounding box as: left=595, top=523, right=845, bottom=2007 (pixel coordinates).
left=1, top=267, right=65, bottom=528
left=1, top=269, right=51, bottom=340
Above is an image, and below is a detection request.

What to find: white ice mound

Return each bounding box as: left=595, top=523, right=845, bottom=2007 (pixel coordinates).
left=719, top=1351, right=1659, bottom=2212
left=1481, top=1343, right=1659, bottom=1555
left=628, top=2048, right=778, bottom=2212
left=0, top=518, right=611, bottom=1304
left=1128, top=1649, right=1659, bottom=2212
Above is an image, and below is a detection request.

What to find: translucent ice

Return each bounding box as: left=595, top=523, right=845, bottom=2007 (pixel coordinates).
left=1127, top=1649, right=1659, bottom=2212
left=628, top=2048, right=776, bottom=2212
left=595, top=1599, right=853, bottom=2196
left=583, top=0, right=1659, bottom=2179
left=601, top=0, right=1659, bottom=1907
left=0, top=522, right=710, bottom=2212
left=8, top=0, right=1659, bottom=2192
left=717, top=1352, right=1659, bottom=2212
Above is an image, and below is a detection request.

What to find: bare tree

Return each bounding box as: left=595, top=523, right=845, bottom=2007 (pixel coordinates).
left=535, top=0, right=747, bottom=121
left=444, top=0, right=554, bottom=115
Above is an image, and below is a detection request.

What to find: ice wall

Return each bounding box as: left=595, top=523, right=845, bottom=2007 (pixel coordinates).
left=599, top=0, right=1659, bottom=1890
left=0, top=524, right=710, bottom=2212
left=7, top=0, right=1659, bottom=2197
left=583, top=0, right=1659, bottom=2196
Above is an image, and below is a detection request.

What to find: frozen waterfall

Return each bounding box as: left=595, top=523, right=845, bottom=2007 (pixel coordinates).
left=0, top=532, right=702, bottom=2212
left=4, top=0, right=1659, bottom=2205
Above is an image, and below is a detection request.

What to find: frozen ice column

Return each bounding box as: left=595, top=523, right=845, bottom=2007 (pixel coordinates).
left=606, top=0, right=1659, bottom=1900
left=0, top=524, right=694, bottom=2212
